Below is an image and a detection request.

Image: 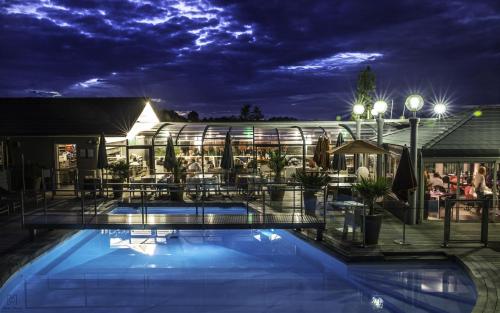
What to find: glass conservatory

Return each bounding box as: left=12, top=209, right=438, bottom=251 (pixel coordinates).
left=104, top=120, right=409, bottom=182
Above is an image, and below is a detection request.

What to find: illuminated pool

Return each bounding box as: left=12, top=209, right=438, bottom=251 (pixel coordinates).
left=0, top=229, right=476, bottom=313
left=110, top=206, right=249, bottom=215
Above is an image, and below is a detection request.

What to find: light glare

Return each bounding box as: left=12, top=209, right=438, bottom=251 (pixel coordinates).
left=405, top=94, right=424, bottom=112
left=373, top=100, right=388, bottom=114
left=433, top=103, right=447, bottom=115
left=353, top=103, right=365, bottom=115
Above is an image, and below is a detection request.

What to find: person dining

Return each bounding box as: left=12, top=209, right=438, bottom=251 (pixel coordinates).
left=474, top=166, right=492, bottom=197
left=429, top=172, right=445, bottom=190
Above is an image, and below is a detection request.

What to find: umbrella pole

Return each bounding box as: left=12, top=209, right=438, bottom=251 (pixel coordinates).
left=394, top=206, right=411, bottom=245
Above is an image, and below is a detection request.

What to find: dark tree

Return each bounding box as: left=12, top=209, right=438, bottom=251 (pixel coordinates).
left=354, top=66, right=376, bottom=119
left=187, top=111, right=199, bottom=122
left=250, top=105, right=264, bottom=121
left=240, top=104, right=251, bottom=120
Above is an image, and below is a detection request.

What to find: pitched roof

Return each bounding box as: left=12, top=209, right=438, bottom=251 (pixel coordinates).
left=380, top=112, right=467, bottom=149
left=422, top=105, right=500, bottom=158
left=0, top=97, right=150, bottom=136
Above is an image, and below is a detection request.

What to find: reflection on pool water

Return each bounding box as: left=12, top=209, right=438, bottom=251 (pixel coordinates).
left=0, top=229, right=476, bottom=313
left=110, top=206, right=249, bottom=215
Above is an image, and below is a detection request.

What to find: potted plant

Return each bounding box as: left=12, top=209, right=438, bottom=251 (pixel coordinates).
left=267, top=151, right=288, bottom=202
left=352, top=177, right=391, bottom=245
left=294, top=170, right=331, bottom=215
left=108, top=161, right=129, bottom=198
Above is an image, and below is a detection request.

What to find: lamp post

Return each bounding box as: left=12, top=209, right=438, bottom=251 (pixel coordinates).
left=352, top=103, right=365, bottom=167
left=373, top=100, right=388, bottom=179
left=405, top=94, right=424, bottom=224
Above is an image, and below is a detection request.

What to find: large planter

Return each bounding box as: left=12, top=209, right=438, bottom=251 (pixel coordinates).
left=112, top=184, right=124, bottom=199
left=268, top=185, right=286, bottom=202
left=364, top=214, right=383, bottom=245
left=303, top=191, right=317, bottom=216
left=110, top=179, right=124, bottom=199
left=170, top=187, right=184, bottom=202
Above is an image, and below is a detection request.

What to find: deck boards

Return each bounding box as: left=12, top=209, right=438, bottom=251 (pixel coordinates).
left=23, top=213, right=324, bottom=230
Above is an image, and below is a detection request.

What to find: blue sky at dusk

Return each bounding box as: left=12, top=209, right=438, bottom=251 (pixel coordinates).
left=1, top=0, right=500, bottom=119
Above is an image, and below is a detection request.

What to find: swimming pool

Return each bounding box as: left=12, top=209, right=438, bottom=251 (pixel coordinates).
left=110, top=206, right=249, bottom=215
left=0, top=229, right=476, bottom=313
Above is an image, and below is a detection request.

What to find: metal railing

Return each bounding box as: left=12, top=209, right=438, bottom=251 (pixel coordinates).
left=443, top=199, right=490, bottom=247
left=20, top=181, right=329, bottom=235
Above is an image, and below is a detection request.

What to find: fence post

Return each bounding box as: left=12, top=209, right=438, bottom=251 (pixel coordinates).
left=81, top=189, right=85, bottom=225
left=481, top=199, right=489, bottom=247
left=262, top=188, right=266, bottom=217
left=323, top=185, right=327, bottom=225
left=93, top=176, right=97, bottom=216
left=201, top=188, right=205, bottom=226
left=443, top=199, right=451, bottom=247
left=42, top=174, right=47, bottom=218
left=20, top=190, right=25, bottom=228
left=141, top=186, right=145, bottom=227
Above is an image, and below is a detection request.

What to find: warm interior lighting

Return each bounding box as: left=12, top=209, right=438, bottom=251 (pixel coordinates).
left=126, top=101, right=160, bottom=140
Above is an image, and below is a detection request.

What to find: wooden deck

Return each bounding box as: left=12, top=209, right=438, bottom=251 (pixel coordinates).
left=23, top=213, right=324, bottom=231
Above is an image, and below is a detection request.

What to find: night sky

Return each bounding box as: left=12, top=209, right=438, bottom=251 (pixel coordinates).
left=1, top=0, right=500, bottom=119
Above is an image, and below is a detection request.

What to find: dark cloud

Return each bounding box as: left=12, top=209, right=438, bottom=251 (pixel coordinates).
left=1, top=0, right=499, bottom=119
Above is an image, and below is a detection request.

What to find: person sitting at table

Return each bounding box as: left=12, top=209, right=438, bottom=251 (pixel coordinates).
left=188, top=158, right=201, bottom=173
left=474, top=166, right=492, bottom=197
left=206, top=160, right=215, bottom=171
left=429, top=172, right=445, bottom=190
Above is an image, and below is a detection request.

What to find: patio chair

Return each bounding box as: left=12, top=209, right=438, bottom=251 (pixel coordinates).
left=342, top=207, right=364, bottom=240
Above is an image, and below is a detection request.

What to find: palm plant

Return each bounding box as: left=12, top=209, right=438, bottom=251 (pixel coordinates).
left=352, top=177, right=391, bottom=215
left=268, top=151, right=287, bottom=183
left=293, top=170, right=331, bottom=192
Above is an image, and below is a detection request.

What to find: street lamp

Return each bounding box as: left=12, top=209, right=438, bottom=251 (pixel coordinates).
left=353, top=103, right=365, bottom=116
left=405, top=94, right=424, bottom=117
left=352, top=103, right=365, bottom=167
left=405, top=94, right=424, bottom=225
left=373, top=100, right=388, bottom=178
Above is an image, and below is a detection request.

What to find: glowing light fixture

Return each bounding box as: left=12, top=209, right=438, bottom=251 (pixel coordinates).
left=433, top=102, right=447, bottom=115
left=371, top=108, right=379, bottom=117
left=352, top=103, right=365, bottom=116
left=373, top=100, right=388, bottom=114
left=126, top=101, right=160, bottom=140
left=473, top=110, right=482, bottom=117
left=405, top=94, right=424, bottom=113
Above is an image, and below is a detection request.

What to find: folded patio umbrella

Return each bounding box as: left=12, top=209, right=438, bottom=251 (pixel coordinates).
left=96, top=133, right=108, bottom=192
left=313, top=137, right=322, bottom=166
left=164, top=136, right=178, bottom=172
left=220, top=132, right=234, bottom=171
left=331, top=132, right=347, bottom=172
left=97, top=133, right=108, bottom=170
left=391, top=145, right=417, bottom=202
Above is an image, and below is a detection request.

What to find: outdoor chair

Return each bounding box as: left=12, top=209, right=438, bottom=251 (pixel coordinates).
left=342, top=207, right=363, bottom=240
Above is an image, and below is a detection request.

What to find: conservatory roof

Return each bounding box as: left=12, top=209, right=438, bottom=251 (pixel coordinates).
left=148, top=120, right=412, bottom=147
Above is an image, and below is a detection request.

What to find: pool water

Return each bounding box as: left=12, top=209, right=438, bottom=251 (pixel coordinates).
left=0, top=229, right=476, bottom=313
left=110, top=206, right=249, bottom=215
